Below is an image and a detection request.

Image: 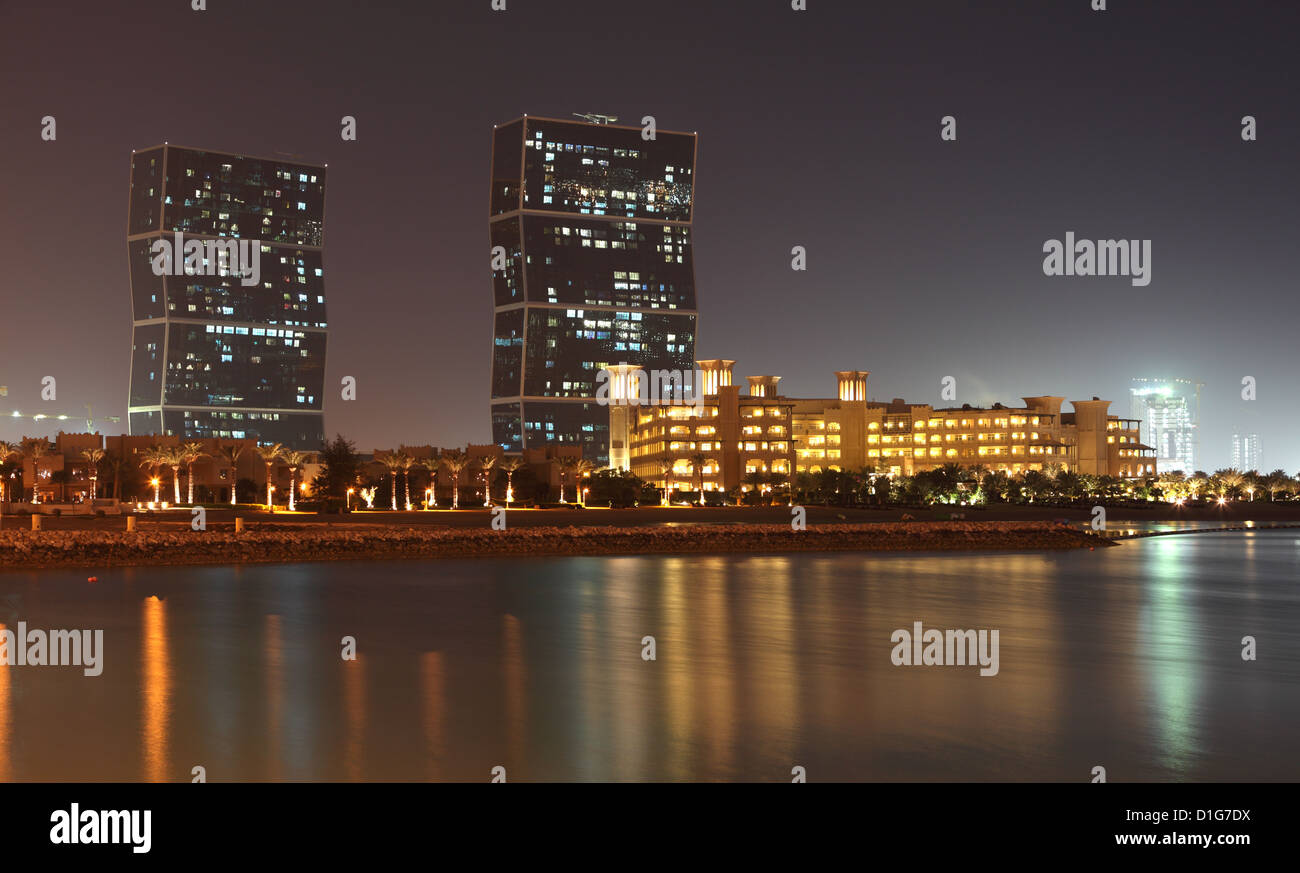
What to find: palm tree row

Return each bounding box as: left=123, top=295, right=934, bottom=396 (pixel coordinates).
left=365, top=451, right=538, bottom=510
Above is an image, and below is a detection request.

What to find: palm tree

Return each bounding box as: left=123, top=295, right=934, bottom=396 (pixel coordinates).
left=478, top=455, right=498, bottom=506
left=500, top=456, right=525, bottom=505
left=1213, top=468, right=1245, bottom=499
left=377, top=451, right=405, bottom=510
left=21, top=437, right=49, bottom=503
left=420, top=454, right=439, bottom=508
left=163, top=446, right=184, bottom=504
left=658, top=456, right=673, bottom=506
left=179, top=441, right=205, bottom=504
left=1263, top=469, right=1289, bottom=502
left=400, top=453, right=417, bottom=510
left=139, top=445, right=168, bottom=503
left=440, top=450, right=470, bottom=509
left=574, top=458, right=596, bottom=506
left=104, top=451, right=129, bottom=500
left=0, top=440, right=20, bottom=504
left=256, top=443, right=284, bottom=507
left=80, top=448, right=105, bottom=500
left=556, top=456, right=579, bottom=504
left=281, top=450, right=309, bottom=511
left=217, top=441, right=249, bottom=505
left=689, top=451, right=707, bottom=504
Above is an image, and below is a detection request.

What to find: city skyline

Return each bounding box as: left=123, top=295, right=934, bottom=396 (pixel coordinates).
left=2, top=0, right=1297, bottom=472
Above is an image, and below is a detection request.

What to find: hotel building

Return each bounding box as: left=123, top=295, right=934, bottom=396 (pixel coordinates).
left=619, top=361, right=1155, bottom=494
left=126, top=145, right=328, bottom=450
left=488, top=115, right=699, bottom=463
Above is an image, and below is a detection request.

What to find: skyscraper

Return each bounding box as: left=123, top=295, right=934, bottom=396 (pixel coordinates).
left=1130, top=378, right=1201, bottom=473
left=488, top=115, right=698, bottom=462
left=127, top=145, right=328, bottom=450
left=1232, top=433, right=1261, bottom=472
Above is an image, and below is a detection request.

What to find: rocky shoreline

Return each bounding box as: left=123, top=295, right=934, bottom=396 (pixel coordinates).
left=0, top=521, right=1109, bottom=570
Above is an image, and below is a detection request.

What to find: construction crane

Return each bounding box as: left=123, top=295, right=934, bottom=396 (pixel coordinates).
left=2, top=404, right=121, bottom=433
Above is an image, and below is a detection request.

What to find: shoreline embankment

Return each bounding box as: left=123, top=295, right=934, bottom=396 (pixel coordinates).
left=0, top=521, right=1110, bottom=570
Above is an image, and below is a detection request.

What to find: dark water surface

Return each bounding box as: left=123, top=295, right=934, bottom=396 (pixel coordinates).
left=1, top=530, right=1297, bottom=781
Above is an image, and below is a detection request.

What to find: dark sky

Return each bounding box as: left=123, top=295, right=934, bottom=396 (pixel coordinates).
left=2, top=0, right=1296, bottom=471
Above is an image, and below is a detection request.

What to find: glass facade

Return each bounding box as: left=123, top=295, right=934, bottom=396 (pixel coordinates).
left=127, top=145, right=327, bottom=449
left=489, top=117, right=698, bottom=462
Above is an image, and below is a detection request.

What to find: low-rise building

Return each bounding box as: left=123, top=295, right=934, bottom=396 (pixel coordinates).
left=614, top=361, right=1155, bottom=495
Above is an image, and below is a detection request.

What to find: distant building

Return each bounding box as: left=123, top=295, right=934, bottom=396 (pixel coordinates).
left=488, top=115, right=699, bottom=463
left=1129, top=378, right=1200, bottom=473
left=1231, top=433, right=1261, bottom=472
left=127, top=145, right=328, bottom=450
left=618, top=361, right=1154, bottom=495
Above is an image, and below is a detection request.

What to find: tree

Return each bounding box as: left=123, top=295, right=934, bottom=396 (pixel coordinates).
left=689, top=451, right=707, bottom=504
left=555, top=456, right=581, bottom=504
left=21, top=437, right=50, bottom=503
left=419, top=454, right=439, bottom=508
left=586, top=468, right=650, bottom=507
left=50, top=469, right=71, bottom=502
left=103, top=450, right=131, bottom=500
left=256, top=443, right=284, bottom=507
left=478, top=455, right=497, bottom=506
left=1156, top=470, right=1187, bottom=502
left=399, top=453, right=418, bottom=510
left=658, top=456, right=673, bottom=506
left=311, top=435, right=362, bottom=507
left=440, top=450, right=470, bottom=508
left=377, top=451, right=406, bottom=511
left=0, top=441, right=20, bottom=504
left=164, top=446, right=184, bottom=504
left=1263, top=469, right=1289, bottom=502
left=139, top=446, right=168, bottom=503
left=500, top=456, right=525, bottom=505
left=217, top=441, right=250, bottom=505
left=571, top=458, right=596, bottom=506
left=281, top=450, right=310, bottom=511
left=80, top=448, right=105, bottom=500
left=179, top=441, right=205, bottom=504
left=1212, top=468, right=1245, bottom=500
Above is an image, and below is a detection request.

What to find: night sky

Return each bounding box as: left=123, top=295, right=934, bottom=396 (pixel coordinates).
left=2, top=0, right=1296, bottom=471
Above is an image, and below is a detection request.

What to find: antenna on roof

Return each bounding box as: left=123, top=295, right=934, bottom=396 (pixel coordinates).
left=573, top=113, right=618, bottom=125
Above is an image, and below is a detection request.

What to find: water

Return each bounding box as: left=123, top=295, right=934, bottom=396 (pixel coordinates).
left=1, top=531, right=1297, bottom=782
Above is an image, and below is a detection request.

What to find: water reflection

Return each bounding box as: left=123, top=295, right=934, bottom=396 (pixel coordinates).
left=0, top=532, right=1297, bottom=781
left=141, top=596, right=170, bottom=782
